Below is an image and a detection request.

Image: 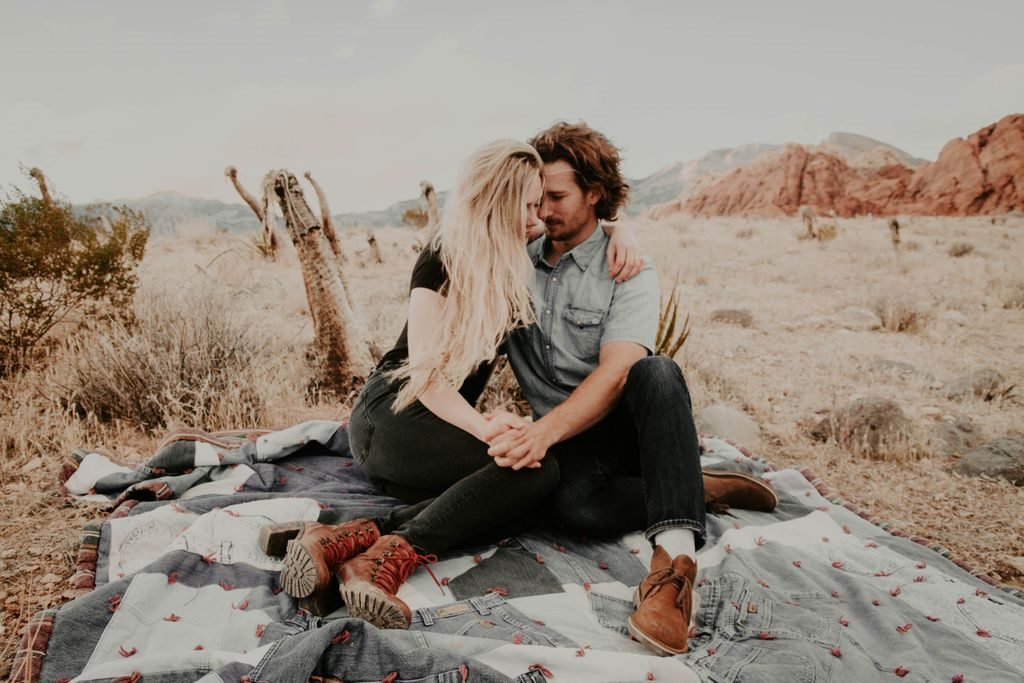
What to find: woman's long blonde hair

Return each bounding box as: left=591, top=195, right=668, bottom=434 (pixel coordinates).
left=389, top=139, right=541, bottom=410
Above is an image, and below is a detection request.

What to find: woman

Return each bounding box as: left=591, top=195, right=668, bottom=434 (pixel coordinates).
left=276, top=139, right=640, bottom=629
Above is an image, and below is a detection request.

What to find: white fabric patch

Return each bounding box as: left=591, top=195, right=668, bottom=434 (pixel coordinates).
left=193, top=441, right=223, bottom=467
left=64, top=452, right=134, bottom=496
left=79, top=572, right=274, bottom=679
left=107, top=505, right=198, bottom=582
left=255, top=420, right=342, bottom=461
left=180, top=464, right=256, bottom=500
left=171, top=498, right=321, bottom=569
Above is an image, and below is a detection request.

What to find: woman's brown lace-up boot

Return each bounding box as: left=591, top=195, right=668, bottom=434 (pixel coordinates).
left=270, top=519, right=380, bottom=598
left=339, top=534, right=439, bottom=629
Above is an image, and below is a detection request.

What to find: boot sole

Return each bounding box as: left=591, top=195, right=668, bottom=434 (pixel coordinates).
left=704, top=470, right=779, bottom=511
left=259, top=521, right=306, bottom=558
left=280, top=541, right=322, bottom=598
left=341, top=583, right=410, bottom=630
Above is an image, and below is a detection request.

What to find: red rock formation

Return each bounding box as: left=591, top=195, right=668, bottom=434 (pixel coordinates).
left=675, top=114, right=1023, bottom=217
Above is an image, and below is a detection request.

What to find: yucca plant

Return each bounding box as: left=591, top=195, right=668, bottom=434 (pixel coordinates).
left=244, top=228, right=278, bottom=261
left=655, top=274, right=691, bottom=359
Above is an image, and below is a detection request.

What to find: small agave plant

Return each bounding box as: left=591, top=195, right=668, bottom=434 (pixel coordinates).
left=655, top=274, right=691, bottom=359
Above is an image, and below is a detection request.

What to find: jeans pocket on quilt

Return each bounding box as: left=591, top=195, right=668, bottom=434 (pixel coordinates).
left=588, top=589, right=634, bottom=637
left=695, top=641, right=818, bottom=683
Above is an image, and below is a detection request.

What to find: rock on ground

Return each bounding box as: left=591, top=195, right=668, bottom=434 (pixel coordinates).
left=953, top=437, right=1024, bottom=486
left=811, top=397, right=915, bottom=458
left=923, top=416, right=984, bottom=458
left=709, top=309, right=754, bottom=327
left=942, top=368, right=1006, bottom=401
left=832, top=307, right=883, bottom=331
left=697, top=404, right=761, bottom=450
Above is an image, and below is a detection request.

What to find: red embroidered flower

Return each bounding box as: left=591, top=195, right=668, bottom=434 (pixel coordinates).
left=894, top=666, right=910, bottom=677
left=332, top=630, right=351, bottom=645
left=163, top=613, right=181, bottom=622
left=830, top=647, right=842, bottom=658
left=839, top=616, right=850, bottom=627
left=896, top=623, right=912, bottom=633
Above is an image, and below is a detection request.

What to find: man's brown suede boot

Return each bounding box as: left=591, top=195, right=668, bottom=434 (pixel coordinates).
left=627, top=546, right=697, bottom=656
left=704, top=470, right=779, bottom=513
left=339, top=534, right=438, bottom=630
left=273, top=519, right=380, bottom=598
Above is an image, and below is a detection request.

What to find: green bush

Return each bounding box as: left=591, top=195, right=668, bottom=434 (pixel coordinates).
left=0, top=188, right=148, bottom=373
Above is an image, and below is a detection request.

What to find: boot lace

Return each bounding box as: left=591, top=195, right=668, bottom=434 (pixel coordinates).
left=320, top=522, right=378, bottom=567
left=641, top=567, right=693, bottom=608
left=370, top=542, right=441, bottom=594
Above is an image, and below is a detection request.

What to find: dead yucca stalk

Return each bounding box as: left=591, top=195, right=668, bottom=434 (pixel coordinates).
left=656, top=275, right=691, bottom=359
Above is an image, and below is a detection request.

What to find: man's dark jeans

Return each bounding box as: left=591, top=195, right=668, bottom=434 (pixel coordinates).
left=347, top=368, right=560, bottom=555
left=547, top=356, right=707, bottom=549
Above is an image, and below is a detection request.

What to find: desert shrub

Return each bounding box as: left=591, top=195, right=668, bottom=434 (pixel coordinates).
left=735, top=228, right=755, bottom=240
left=1004, top=281, right=1024, bottom=309
left=48, top=283, right=306, bottom=431
left=903, top=240, right=921, bottom=251
left=402, top=208, right=429, bottom=229
left=872, top=294, right=929, bottom=332
left=0, top=191, right=148, bottom=374
left=948, top=241, right=974, bottom=257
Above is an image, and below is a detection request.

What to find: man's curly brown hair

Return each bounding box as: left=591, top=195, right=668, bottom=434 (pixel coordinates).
left=529, top=121, right=630, bottom=222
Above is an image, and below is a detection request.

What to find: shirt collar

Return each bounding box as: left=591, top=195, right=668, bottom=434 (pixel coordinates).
left=530, top=221, right=606, bottom=272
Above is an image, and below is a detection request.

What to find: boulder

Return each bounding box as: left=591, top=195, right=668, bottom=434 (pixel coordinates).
left=923, top=416, right=984, bottom=458
left=942, top=368, right=1006, bottom=401
left=953, top=437, right=1024, bottom=486
left=697, top=405, right=761, bottom=450
left=811, top=397, right=915, bottom=458
left=709, top=309, right=754, bottom=327
left=832, top=307, right=883, bottom=331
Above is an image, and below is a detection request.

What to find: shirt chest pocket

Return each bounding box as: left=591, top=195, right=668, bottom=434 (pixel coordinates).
left=562, top=304, right=604, bottom=361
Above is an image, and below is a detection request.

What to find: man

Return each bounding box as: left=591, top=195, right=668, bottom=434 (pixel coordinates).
left=488, top=121, right=777, bottom=656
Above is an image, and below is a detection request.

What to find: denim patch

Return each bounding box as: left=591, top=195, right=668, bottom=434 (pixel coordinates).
left=449, top=547, right=564, bottom=601
left=410, top=593, right=578, bottom=648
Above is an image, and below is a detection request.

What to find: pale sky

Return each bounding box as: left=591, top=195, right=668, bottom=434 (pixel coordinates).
left=2, top=0, right=1021, bottom=211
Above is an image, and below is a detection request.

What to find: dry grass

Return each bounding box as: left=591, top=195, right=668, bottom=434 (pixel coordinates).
left=948, top=241, right=975, bottom=257
left=2, top=214, right=1024, bottom=672
left=1003, top=281, right=1024, bottom=310
left=872, top=293, right=930, bottom=332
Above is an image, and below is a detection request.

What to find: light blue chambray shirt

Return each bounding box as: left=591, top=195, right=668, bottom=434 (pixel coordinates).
left=505, top=224, right=660, bottom=418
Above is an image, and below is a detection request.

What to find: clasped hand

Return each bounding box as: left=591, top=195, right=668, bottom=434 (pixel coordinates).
left=480, top=410, right=554, bottom=471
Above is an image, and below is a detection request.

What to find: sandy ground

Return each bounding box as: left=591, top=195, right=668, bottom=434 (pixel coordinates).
left=2, top=214, right=1023, bottom=673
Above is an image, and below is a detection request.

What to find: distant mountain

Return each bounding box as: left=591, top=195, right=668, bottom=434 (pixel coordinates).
left=625, top=143, right=780, bottom=214
left=76, top=132, right=928, bottom=232
left=76, top=189, right=447, bottom=234
left=821, top=132, right=928, bottom=168
left=674, top=114, right=1023, bottom=218
left=76, top=191, right=262, bottom=234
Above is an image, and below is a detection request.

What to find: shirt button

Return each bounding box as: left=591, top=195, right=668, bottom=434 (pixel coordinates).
left=545, top=309, right=551, bottom=315
left=552, top=276, right=558, bottom=282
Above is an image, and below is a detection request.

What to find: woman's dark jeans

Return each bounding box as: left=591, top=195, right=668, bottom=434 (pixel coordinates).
left=547, top=356, right=707, bottom=549
left=347, top=368, right=560, bottom=555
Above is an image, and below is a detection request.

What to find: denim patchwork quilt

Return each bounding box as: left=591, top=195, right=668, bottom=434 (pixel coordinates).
left=13, top=420, right=1024, bottom=682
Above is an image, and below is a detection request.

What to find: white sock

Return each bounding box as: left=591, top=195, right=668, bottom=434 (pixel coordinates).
left=654, top=529, right=696, bottom=559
